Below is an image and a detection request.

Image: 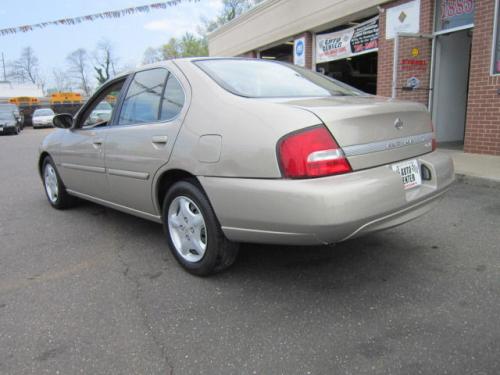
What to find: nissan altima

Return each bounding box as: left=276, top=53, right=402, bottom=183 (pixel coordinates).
left=38, top=58, right=455, bottom=275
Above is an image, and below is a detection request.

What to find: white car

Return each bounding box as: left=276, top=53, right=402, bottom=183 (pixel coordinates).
left=88, top=102, right=113, bottom=124
left=32, top=108, right=55, bottom=129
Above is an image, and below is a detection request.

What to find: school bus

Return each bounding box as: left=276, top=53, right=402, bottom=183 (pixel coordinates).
left=9, top=97, right=40, bottom=107
left=49, top=92, right=83, bottom=105
left=105, top=95, right=117, bottom=106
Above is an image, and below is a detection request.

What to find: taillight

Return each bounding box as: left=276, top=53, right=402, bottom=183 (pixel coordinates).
left=431, top=121, right=437, bottom=151
left=278, top=126, right=352, bottom=178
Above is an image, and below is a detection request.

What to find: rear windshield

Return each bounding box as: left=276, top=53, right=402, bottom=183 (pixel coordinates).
left=0, top=111, right=14, bottom=120
left=34, top=109, right=54, bottom=116
left=194, top=59, right=364, bottom=98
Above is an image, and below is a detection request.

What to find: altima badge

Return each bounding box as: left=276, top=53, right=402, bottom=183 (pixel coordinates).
left=394, top=118, right=404, bottom=130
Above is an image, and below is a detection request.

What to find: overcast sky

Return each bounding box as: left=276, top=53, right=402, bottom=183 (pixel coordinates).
left=0, top=0, right=222, bottom=88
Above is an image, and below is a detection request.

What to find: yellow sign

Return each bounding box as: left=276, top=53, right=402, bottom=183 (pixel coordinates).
left=411, top=48, right=420, bottom=57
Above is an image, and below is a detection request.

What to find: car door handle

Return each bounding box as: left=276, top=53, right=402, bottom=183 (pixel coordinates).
left=152, top=135, right=168, bottom=145
left=92, top=138, right=104, bottom=148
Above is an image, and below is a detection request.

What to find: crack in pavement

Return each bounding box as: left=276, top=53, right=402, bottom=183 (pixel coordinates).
left=114, top=244, right=175, bottom=375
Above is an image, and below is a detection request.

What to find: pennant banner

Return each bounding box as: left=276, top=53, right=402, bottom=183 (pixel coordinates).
left=0, top=0, right=196, bottom=36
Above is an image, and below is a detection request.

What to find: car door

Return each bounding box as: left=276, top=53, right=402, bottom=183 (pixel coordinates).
left=104, top=65, right=188, bottom=215
left=58, top=78, right=127, bottom=200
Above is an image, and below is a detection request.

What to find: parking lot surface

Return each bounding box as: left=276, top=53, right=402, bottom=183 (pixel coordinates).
left=1, top=129, right=499, bottom=375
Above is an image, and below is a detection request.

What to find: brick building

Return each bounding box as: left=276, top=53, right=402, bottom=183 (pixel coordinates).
left=208, top=0, right=500, bottom=155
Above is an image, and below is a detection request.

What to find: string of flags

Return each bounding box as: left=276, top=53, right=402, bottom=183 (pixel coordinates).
left=0, top=0, right=197, bottom=36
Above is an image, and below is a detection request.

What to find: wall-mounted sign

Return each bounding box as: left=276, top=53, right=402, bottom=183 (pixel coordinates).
left=435, top=0, right=475, bottom=32
left=294, top=37, right=306, bottom=67
left=411, top=47, right=420, bottom=57
left=400, top=58, right=428, bottom=71
left=386, top=0, right=421, bottom=39
left=316, top=16, right=379, bottom=64
left=406, top=76, right=421, bottom=90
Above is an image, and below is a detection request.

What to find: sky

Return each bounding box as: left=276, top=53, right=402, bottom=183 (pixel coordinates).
left=0, top=0, right=223, bottom=88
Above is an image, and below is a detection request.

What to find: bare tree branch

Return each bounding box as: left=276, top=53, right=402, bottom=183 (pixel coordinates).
left=67, top=48, right=91, bottom=96
left=9, top=47, right=41, bottom=84
left=93, top=39, right=120, bottom=85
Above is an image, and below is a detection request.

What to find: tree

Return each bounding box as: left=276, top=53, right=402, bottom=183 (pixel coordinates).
left=93, top=39, right=119, bottom=85
left=142, top=47, right=163, bottom=64
left=67, top=48, right=91, bottom=95
left=159, top=33, right=207, bottom=60
left=52, top=68, right=71, bottom=92
left=10, top=47, right=41, bottom=84
left=162, top=38, right=181, bottom=59
left=201, top=0, right=264, bottom=34
left=142, top=0, right=260, bottom=63
left=179, top=33, right=208, bottom=57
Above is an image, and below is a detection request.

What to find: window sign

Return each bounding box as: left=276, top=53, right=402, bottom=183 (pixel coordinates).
left=386, top=0, right=420, bottom=40
left=316, top=16, right=379, bottom=63
left=435, top=0, right=475, bottom=32
left=294, top=37, right=306, bottom=67
left=494, top=0, right=500, bottom=74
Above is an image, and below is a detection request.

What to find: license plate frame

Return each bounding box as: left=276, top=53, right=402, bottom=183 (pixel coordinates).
left=391, top=159, right=422, bottom=190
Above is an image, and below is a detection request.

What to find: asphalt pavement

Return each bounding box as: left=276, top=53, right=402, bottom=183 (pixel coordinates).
left=0, top=128, right=499, bottom=375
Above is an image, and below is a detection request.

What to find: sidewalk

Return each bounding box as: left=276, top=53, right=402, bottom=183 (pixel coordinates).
left=439, top=148, right=500, bottom=187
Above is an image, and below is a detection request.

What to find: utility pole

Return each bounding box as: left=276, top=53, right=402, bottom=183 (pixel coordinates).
left=1, top=52, right=6, bottom=81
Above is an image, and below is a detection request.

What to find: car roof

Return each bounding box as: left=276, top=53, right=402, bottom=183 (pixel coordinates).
left=112, top=57, right=250, bottom=78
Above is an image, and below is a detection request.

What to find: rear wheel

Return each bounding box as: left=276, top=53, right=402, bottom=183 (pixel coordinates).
left=42, top=157, right=76, bottom=209
left=162, top=180, right=239, bottom=276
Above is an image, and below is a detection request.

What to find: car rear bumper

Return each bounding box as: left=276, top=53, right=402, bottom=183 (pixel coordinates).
left=33, top=122, right=53, bottom=128
left=0, top=125, right=16, bottom=133
left=199, top=151, right=455, bottom=245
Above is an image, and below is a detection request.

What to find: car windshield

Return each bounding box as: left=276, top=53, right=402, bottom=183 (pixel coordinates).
left=34, top=109, right=54, bottom=116
left=0, top=111, right=14, bottom=120
left=95, top=102, right=112, bottom=111
left=194, top=59, right=364, bottom=98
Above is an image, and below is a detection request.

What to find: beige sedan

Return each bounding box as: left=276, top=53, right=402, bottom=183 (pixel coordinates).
left=38, top=58, right=454, bottom=275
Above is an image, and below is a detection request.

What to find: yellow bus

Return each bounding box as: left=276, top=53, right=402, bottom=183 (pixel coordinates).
left=49, top=92, right=83, bottom=105
left=9, top=97, right=40, bottom=107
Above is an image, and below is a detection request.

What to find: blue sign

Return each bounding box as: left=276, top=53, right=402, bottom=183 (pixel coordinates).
left=296, top=40, right=304, bottom=56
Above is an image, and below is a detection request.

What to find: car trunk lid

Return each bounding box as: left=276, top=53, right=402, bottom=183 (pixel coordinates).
left=273, top=96, right=434, bottom=170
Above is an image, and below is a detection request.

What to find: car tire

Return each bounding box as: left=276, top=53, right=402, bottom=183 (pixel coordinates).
left=42, top=157, right=76, bottom=209
left=162, top=179, right=239, bottom=276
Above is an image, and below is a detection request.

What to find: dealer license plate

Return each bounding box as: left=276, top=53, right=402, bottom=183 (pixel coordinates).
left=391, top=159, right=422, bottom=190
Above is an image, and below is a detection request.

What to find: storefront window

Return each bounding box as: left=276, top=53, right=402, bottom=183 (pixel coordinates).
left=435, top=0, right=475, bottom=32
left=494, top=0, right=500, bottom=74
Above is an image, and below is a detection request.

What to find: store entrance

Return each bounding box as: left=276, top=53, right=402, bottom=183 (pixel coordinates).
left=316, top=52, right=378, bottom=94
left=432, top=29, right=472, bottom=144
left=259, top=42, right=294, bottom=63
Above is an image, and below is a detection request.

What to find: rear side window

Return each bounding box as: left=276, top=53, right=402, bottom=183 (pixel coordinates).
left=160, top=74, right=185, bottom=121
left=118, top=68, right=168, bottom=125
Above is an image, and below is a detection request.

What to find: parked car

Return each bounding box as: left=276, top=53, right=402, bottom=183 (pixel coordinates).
left=0, top=104, right=22, bottom=135
left=32, top=108, right=56, bottom=128
left=38, top=58, right=455, bottom=275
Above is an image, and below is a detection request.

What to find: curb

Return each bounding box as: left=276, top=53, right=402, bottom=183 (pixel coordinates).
left=456, top=173, right=500, bottom=189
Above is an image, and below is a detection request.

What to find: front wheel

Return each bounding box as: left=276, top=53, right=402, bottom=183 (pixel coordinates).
left=42, top=157, right=76, bottom=209
left=162, top=180, right=239, bottom=276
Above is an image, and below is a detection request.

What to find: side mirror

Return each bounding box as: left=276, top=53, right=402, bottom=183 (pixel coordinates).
left=53, top=113, right=73, bottom=129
